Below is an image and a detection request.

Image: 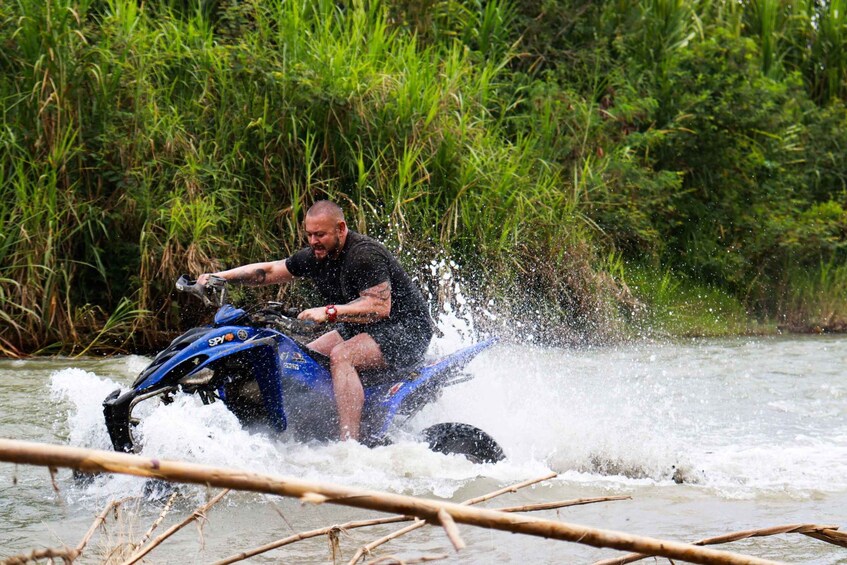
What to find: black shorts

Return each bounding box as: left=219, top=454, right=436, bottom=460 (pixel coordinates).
left=337, top=318, right=433, bottom=368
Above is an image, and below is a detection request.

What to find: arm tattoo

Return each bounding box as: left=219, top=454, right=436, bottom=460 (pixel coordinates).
left=344, top=282, right=391, bottom=321
left=253, top=269, right=268, bottom=284
left=360, top=281, right=391, bottom=301
left=231, top=268, right=267, bottom=285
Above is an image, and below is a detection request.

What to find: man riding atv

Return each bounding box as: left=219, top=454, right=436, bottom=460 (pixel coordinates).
left=198, top=201, right=434, bottom=442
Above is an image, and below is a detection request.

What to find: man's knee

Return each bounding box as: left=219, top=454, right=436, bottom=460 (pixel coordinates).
left=328, top=341, right=355, bottom=368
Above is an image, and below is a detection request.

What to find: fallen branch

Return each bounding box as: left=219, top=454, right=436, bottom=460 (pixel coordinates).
left=0, top=438, right=780, bottom=565
left=461, top=471, right=558, bottom=505
left=121, top=488, right=230, bottom=565
left=593, top=523, right=845, bottom=565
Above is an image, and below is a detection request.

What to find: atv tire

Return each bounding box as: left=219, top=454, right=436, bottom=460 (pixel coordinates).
left=422, top=422, right=505, bottom=464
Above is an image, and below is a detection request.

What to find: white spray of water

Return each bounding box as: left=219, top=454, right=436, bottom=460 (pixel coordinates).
left=47, top=271, right=847, bottom=502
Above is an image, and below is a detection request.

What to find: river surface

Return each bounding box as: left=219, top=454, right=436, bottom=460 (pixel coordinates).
left=1, top=333, right=846, bottom=564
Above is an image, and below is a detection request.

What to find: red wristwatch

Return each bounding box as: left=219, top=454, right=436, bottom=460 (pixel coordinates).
left=325, top=304, right=338, bottom=323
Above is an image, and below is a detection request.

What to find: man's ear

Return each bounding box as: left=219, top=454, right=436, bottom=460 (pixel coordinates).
left=338, top=220, right=348, bottom=235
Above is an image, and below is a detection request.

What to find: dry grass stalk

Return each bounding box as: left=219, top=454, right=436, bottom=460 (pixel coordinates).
left=592, top=523, right=846, bottom=565
left=135, top=491, right=179, bottom=548
left=348, top=472, right=559, bottom=563
left=0, top=439, right=782, bottom=565
left=76, top=497, right=136, bottom=556
left=120, top=488, right=230, bottom=565
left=0, top=497, right=133, bottom=565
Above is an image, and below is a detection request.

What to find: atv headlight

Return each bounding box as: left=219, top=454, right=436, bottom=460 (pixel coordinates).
left=179, top=367, right=215, bottom=387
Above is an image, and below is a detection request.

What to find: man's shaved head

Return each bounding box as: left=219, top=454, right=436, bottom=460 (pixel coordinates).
left=307, top=200, right=344, bottom=222
left=304, top=200, right=347, bottom=260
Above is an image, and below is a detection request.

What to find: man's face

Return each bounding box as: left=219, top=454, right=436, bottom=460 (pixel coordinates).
left=304, top=213, right=344, bottom=260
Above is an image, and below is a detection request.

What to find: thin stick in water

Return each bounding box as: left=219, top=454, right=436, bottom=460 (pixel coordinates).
left=120, top=488, right=230, bottom=565
left=136, top=491, right=179, bottom=548
left=212, top=515, right=414, bottom=565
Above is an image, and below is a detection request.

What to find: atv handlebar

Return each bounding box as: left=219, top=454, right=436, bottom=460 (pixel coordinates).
left=175, top=276, right=324, bottom=335
left=176, top=274, right=227, bottom=307
left=252, top=303, right=323, bottom=336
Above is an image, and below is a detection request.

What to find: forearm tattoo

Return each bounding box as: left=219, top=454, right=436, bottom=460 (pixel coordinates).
left=345, top=282, right=391, bottom=320
left=361, top=281, right=391, bottom=301
left=231, top=268, right=267, bottom=285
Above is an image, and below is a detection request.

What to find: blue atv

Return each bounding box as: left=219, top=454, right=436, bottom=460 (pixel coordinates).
left=103, top=276, right=504, bottom=463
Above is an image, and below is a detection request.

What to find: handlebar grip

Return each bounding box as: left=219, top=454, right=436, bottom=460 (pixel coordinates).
left=175, top=274, right=226, bottom=307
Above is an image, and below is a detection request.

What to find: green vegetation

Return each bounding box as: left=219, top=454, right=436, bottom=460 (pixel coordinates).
left=1, top=0, right=845, bottom=355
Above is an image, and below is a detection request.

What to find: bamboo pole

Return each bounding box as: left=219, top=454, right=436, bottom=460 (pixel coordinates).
left=0, top=547, right=77, bottom=565
left=0, top=439, right=780, bottom=565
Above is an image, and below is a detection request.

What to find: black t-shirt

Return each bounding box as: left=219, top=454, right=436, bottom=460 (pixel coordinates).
left=285, top=231, right=431, bottom=329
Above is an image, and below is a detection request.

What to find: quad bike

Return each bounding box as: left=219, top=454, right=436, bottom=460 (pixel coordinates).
left=103, top=276, right=504, bottom=463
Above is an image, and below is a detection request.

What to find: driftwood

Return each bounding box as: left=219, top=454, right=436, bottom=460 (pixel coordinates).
left=593, top=523, right=847, bottom=565
left=0, top=438, right=783, bottom=565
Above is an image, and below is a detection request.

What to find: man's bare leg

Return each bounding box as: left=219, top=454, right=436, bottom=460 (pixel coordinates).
left=327, top=333, right=386, bottom=441
left=306, top=330, right=344, bottom=356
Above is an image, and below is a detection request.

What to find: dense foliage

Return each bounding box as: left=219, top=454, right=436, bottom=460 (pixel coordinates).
left=1, top=0, right=845, bottom=355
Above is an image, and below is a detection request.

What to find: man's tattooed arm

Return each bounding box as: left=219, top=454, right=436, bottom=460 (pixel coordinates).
left=338, top=281, right=392, bottom=322
left=230, top=268, right=267, bottom=285
left=204, top=260, right=294, bottom=287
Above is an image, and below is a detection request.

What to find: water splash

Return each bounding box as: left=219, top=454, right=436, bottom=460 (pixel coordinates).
left=47, top=329, right=847, bottom=502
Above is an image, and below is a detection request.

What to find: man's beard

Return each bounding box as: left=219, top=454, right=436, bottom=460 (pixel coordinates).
left=313, top=236, right=341, bottom=260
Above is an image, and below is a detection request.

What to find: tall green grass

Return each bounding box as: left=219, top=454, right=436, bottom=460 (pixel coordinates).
left=0, top=0, right=596, bottom=352
left=780, top=259, right=847, bottom=331
left=0, top=0, right=845, bottom=354
left=625, top=265, right=757, bottom=337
